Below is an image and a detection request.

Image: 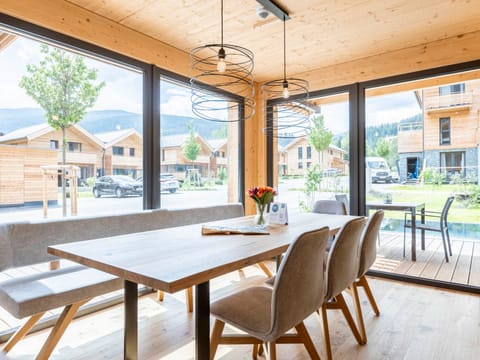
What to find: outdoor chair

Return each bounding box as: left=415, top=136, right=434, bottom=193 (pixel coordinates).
left=349, top=210, right=384, bottom=344
left=319, top=216, right=367, bottom=360
left=209, top=227, right=330, bottom=360
left=403, top=196, right=454, bottom=262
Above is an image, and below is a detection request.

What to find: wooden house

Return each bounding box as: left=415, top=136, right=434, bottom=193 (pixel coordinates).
left=398, top=79, right=480, bottom=181
left=95, top=128, right=143, bottom=178
left=0, top=123, right=103, bottom=206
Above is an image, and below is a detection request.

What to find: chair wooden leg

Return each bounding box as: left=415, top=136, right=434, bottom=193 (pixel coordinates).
left=335, top=293, right=363, bottom=345
left=186, top=287, right=193, bottom=313
left=351, top=283, right=367, bottom=345
left=156, top=290, right=164, bottom=302
left=210, top=319, right=225, bottom=360
left=36, top=299, right=89, bottom=360
left=257, top=261, right=273, bottom=278
left=295, top=322, right=320, bottom=360
left=252, top=343, right=259, bottom=359
left=2, top=312, right=45, bottom=353
left=320, top=304, right=333, bottom=360
left=358, top=275, right=380, bottom=316
left=265, top=341, right=276, bottom=360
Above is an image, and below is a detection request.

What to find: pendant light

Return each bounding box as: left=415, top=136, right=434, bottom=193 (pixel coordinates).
left=190, top=0, right=255, bottom=122
left=262, top=14, right=311, bottom=138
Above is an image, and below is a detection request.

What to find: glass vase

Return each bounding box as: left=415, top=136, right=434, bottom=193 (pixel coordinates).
left=254, top=203, right=269, bottom=227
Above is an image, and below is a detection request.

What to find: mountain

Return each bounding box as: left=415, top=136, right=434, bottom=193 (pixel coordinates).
left=0, top=108, right=226, bottom=139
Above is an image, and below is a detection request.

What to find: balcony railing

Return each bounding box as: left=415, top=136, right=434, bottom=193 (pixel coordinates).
left=398, top=121, right=423, bottom=132
left=426, top=91, right=473, bottom=111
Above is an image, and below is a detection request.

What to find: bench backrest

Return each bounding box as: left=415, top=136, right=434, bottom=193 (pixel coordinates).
left=0, top=203, right=244, bottom=271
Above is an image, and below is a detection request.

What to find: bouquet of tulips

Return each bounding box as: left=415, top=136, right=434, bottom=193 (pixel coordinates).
left=247, top=186, right=277, bottom=205
left=247, top=186, right=277, bottom=226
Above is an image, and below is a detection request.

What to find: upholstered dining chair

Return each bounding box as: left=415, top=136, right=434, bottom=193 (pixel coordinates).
left=209, top=227, right=330, bottom=360
left=312, top=199, right=348, bottom=251
left=334, top=194, right=349, bottom=214
left=403, top=196, right=454, bottom=262
left=350, top=210, right=384, bottom=344
left=320, top=216, right=367, bottom=360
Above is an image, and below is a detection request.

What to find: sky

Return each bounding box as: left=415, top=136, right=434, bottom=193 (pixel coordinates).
left=0, top=33, right=421, bottom=134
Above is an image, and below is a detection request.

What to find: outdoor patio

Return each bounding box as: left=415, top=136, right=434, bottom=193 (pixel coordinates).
left=374, top=231, right=480, bottom=287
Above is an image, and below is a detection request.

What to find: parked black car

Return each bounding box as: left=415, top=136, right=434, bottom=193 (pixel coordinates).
left=92, top=175, right=143, bottom=198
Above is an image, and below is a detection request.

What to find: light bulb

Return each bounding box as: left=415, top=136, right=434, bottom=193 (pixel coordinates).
left=282, top=81, right=290, bottom=99
left=217, top=47, right=226, bottom=73
left=217, top=57, right=226, bottom=73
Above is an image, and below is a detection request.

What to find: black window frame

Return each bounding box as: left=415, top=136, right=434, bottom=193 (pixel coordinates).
left=67, top=141, right=82, bottom=152
left=439, top=117, right=451, bottom=145
left=439, top=83, right=465, bottom=95
left=113, top=146, right=124, bottom=156
left=297, top=146, right=303, bottom=159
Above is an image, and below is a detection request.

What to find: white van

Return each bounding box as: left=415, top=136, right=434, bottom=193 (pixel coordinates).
left=366, top=157, right=392, bottom=183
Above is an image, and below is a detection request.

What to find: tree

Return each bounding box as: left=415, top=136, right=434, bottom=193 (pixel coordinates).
left=308, top=114, right=333, bottom=169
left=20, top=44, right=105, bottom=216
left=376, top=137, right=391, bottom=158
left=183, top=120, right=201, bottom=169
left=211, top=123, right=228, bottom=139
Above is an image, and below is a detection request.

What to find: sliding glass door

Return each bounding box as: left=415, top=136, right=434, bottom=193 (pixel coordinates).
left=364, top=70, right=480, bottom=288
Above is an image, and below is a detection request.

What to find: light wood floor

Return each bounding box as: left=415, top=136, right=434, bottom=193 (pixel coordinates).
left=1, top=262, right=479, bottom=360
left=373, top=231, right=480, bottom=286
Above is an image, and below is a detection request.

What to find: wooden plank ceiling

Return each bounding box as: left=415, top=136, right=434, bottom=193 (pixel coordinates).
left=0, top=31, right=16, bottom=52
left=63, top=0, right=480, bottom=83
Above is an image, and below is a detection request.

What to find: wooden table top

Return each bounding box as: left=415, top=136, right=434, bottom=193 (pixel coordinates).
left=48, top=213, right=359, bottom=293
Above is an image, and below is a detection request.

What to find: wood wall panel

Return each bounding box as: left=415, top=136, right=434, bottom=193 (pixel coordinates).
left=293, top=30, right=480, bottom=92
left=0, top=145, right=56, bottom=205
left=0, top=0, right=191, bottom=76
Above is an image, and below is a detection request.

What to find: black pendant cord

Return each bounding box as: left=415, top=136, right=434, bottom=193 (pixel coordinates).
left=283, top=15, right=286, bottom=82
left=221, top=0, right=224, bottom=47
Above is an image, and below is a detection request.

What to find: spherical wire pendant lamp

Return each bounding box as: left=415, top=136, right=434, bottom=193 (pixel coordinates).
left=262, top=15, right=311, bottom=138
left=190, top=0, right=255, bottom=122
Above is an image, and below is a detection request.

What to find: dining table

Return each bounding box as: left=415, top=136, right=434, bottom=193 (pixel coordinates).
left=48, top=212, right=360, bottom=360
left=365, top=201, right=425, bottom=261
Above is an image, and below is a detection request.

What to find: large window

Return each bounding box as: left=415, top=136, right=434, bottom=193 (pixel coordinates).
left=0, top=28, right=143, bottom=222
left=364, top=72, right=480, bottom=288
left=272, top=92, right=350, bottom=215
left=158, top=77, right=241, bottom=208
left=440, top=151, right=465, bottom=177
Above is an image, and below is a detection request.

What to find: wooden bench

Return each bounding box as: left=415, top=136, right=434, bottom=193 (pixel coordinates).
left=0, top=203, right=247, bottom=359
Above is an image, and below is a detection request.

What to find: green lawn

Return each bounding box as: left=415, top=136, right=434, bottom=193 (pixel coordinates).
left=367, top=184, right=479, bottom=223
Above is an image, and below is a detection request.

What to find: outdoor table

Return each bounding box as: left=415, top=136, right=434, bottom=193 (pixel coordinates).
left=366, top=201, right=425, bottom=261
left=48, top=212, right=359, bottom=360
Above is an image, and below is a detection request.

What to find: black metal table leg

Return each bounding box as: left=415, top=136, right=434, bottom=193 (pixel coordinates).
left=124, top=280, right=138, bottom=360
left=421, top=207, right=426, bottom=250
left=195, top=281, right=210, bottom=360
left=411, top=209, right=417, bottom=261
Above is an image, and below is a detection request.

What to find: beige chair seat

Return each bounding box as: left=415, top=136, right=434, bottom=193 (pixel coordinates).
left=211, top=286, right=272, bottom=339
